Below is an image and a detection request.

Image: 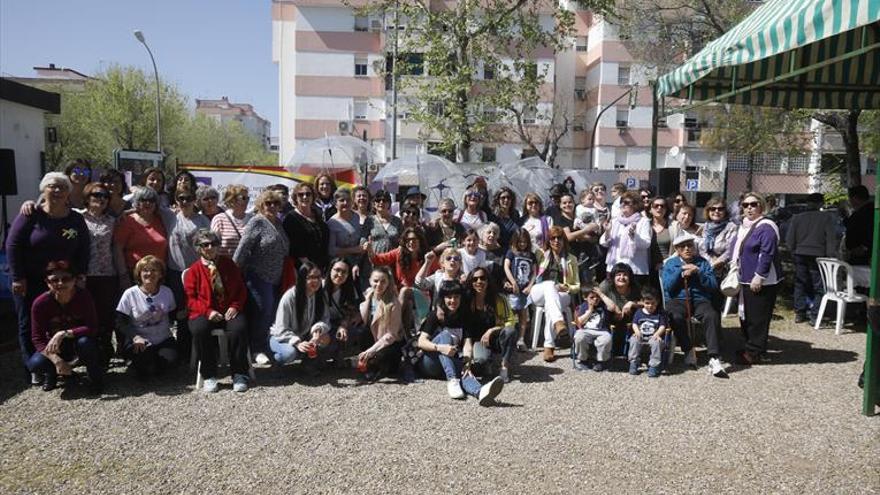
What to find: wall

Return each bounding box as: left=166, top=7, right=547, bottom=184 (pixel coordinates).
left=0, top=100, right=46, bottom=226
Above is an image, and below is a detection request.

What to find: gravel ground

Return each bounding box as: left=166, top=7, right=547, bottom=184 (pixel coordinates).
left=1, top=313, right=878, bottom=494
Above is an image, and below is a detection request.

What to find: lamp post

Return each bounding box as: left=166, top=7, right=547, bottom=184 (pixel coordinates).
left=133, top=29, right=162, bottom=153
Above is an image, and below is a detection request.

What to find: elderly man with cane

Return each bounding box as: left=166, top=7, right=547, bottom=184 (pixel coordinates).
left=661, top=232, right=728, bottom=378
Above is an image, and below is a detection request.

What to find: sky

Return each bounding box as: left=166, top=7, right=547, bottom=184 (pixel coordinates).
left=0, top=0, right=279, bottom=132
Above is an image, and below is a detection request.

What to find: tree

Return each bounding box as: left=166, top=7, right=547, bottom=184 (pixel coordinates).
left=357, top=0, right=611, bottom=163
left=614, top=0, right=870, bottom=186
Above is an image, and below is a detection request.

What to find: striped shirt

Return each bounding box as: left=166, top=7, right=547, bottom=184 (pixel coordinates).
left=210, top=210, right=252, bottom=258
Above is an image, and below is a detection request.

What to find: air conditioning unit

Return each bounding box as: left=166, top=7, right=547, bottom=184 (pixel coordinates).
left=574, top=89, right=585, bottom=100
left=338, top=121, right=351, bottom=134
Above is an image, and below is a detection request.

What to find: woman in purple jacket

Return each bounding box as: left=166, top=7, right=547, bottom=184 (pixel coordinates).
left=731, top=192, right=781, bottom=365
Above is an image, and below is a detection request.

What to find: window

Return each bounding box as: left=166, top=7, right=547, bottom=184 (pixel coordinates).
left=575, top=36, right=587, bottom=52
left=522, top=106, right=536, bottom=125
left=354, top=55, right=368, bottom=76
left=615, top=108, right=629, bottom=128
left=353, top=99, right=368, bottom=120
left=481, top=146, right=496, bottom=163
left=614, top=147, right=627, bottom=168
left=354, top=15, right=369, bottom=32
left=617, top=65, right=631, bottom=86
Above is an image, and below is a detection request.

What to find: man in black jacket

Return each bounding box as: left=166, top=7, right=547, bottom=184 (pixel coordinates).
left=786, top=193, right=838, bottom=324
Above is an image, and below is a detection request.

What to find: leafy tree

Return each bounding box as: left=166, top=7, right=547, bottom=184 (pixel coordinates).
left=356, top=0, right=611, bottom=163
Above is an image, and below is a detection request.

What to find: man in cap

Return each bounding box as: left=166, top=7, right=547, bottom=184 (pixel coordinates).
left=785, top=193, right=837, bottom=324
left=661, top=232, right=728, bottom=378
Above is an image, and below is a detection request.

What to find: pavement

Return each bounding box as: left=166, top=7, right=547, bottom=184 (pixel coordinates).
left=0, top=312, right=878, bottom=494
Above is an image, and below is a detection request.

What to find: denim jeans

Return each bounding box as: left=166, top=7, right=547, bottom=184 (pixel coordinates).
left=245, top=273, right=278, bottom=356
left=417, top=330, right=482, bottom=397
left=27, top=335, right=104, bottom=385
left=793, top=254, right=823, bottom=318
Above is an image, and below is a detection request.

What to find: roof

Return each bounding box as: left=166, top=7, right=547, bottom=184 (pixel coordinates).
left=657, top=0, right=880, bottom=109
left=0, top=78, right=61, bottom=113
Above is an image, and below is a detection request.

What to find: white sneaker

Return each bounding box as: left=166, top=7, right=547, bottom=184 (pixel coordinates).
left=478, top=376, right=504, bottom=406
left=516, top=338, right=527, bottom=352
left=708, top=357, right=729, bottom=378
left=499, top=368, right=510, bottom=383
left=684, top=348, right=697, bottom=368
left=232, top=374, right=249, bottom=392
left=202, top=377, right=219, bottom=393
left=447, top=379, right=465, bottom=399
left=254, top=353, right=271, bottom=367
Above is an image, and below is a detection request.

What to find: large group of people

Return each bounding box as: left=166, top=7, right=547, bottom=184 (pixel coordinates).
left=7, top=162, right=874, bottom=405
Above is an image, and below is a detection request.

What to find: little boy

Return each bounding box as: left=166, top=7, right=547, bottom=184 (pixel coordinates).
left=629, top=287, right=668, bottom=378
left=573, top=289, right=613, bottom=371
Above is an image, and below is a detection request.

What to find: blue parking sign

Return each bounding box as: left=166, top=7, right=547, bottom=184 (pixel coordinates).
left=686, top=178, right=699, bottom=191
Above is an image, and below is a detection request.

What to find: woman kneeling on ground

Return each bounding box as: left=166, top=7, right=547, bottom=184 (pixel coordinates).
left=464, top=266, right=518, bottom=383
left=116, top=255, right=178, bottom=380
left=28, top=261, right=103, bottom=394
left=357, top=267, right=405, bottom=381
left=184, top=229, right=250, bottom=393
left=269, top=261, right=333, bottom=370
left=416, top=280, right=504, bottom=406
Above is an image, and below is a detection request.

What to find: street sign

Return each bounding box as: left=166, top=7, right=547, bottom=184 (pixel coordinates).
left=626, top=177, right=637, bottom=188
left=686, top=178, right=699, bottom=191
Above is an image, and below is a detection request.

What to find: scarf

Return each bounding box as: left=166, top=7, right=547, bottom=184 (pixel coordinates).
left=611, top=212, right=642, bottom=261
left=703, top=220, right=728, bottom=254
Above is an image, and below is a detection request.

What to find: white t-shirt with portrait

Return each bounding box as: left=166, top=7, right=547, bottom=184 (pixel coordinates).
left=116, top=285, right=176, bottom=345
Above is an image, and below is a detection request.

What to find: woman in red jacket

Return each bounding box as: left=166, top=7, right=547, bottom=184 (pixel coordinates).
left=184, top=228, right=249, bottom=393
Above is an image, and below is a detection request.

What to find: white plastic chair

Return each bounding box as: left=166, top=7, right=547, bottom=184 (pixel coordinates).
left=814, top=257, right=867, bottom=335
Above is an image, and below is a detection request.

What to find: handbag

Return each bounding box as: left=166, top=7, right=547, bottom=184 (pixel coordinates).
left=720, top=219, right=763, bottom=298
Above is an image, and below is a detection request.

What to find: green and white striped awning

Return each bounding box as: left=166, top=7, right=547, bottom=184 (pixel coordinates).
left=657, top=0, right=880, bottom=109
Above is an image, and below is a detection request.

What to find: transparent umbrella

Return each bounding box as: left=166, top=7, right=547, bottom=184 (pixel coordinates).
left=372, top=154, right=468, bottom=215
left=285, top=135, right=375, bottom=179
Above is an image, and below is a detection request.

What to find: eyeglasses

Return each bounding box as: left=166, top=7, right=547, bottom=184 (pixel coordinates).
left=47, top=275, right=73, bottom=285
left=177, top=196, right=194, bottom=202
left=741, top=201, right=760, bottom=209
left=90, top=192, right=110, bottom=200
left=708, top=206, right=726, bottom=213
left=445, top=255, right=461, bottom=262
left=472, top=275, right=487, bottom=282
left=199, top=241, right=219, bottom=248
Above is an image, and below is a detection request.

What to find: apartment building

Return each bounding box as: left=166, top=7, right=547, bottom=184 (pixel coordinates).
left=195, top=97, right=272, bottom=149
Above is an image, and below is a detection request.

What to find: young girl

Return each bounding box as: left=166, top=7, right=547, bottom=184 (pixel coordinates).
left=572, top=289, right=613, bottom=372
left=416, top=280, right=504, bottom=406
left=503, top=229, right=537, bottom=351
left=414, top=247, right=464, bottom=301
left=358, top=267, right=404, bottom=381
left=458, top=229, right=489, bottom=275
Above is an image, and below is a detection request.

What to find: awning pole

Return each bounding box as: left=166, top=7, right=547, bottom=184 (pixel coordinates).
left=862, top=183, right=880, bottom=416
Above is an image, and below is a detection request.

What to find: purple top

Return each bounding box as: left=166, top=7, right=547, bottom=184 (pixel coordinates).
left=5, top=208, right=90, bottom=281
left=736, top=222, right=780, bottom=284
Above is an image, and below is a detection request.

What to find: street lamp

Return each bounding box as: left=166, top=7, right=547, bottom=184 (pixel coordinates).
left=133, top=29, right=162, bottom=153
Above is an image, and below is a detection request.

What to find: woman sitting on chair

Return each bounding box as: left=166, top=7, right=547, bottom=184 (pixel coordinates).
left=116, top=255, right=178, bottom=380
left=269, top=261, right=332, bottom=368
left=184, top=229, right=250, bottom=393
left=531, top=225, right=580, bottom=362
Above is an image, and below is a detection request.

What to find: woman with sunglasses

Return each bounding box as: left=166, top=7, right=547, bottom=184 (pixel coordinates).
left=284, top=182, right=331, bottom=271
left=116, top=256, right=177, bottom=380
left=79, top=182, right=121, bottom=360
left=63, top=159, right=91, bottom=209
left=210, top=184, right=253, bottom=258
left=730, top=192, right=781, bottom=366
left=313, top=173, right=338, bottom=222
left=521, top=192, right=553, bottom=252
left=328, top=188, right=365, bottom=275
left=234, top=190, right=290, bottom=366
left=600, top=191, right=652, bottom=285
left=185, top=229, right=250, bottom=393
left=114, top=187, right=168, bottom=289
left=7, top=172, right=90, bottom=382
left=415, top=247, right=465, bottom=301
left=159, top=186, right=210, bottom=359
left=98, top=169, right=129, bottom=217
left=27, top=261, right=103, bottom=393
left=532, top=225, right=580, bottom=362
left=488, top=187, right=520, bottom=254
left=416, top=280, right=504, bottom=405
left=464, top=266, right=517, bottom=383
left=700, top=197, right=737, bottom=273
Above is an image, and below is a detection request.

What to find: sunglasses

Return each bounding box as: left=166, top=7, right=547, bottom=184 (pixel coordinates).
left=199, top=241, right=219, bottom=248
left=90, top=192, right=110, bottom=200
left=708, top=206, right=726, bottom=212
left=177, top=196, right=195, bottom=202
left=741, top=201, right=760, bottom=209
left=46, top=275, right=73, bottom=285
left=445, top=255, right=462, bottom=262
